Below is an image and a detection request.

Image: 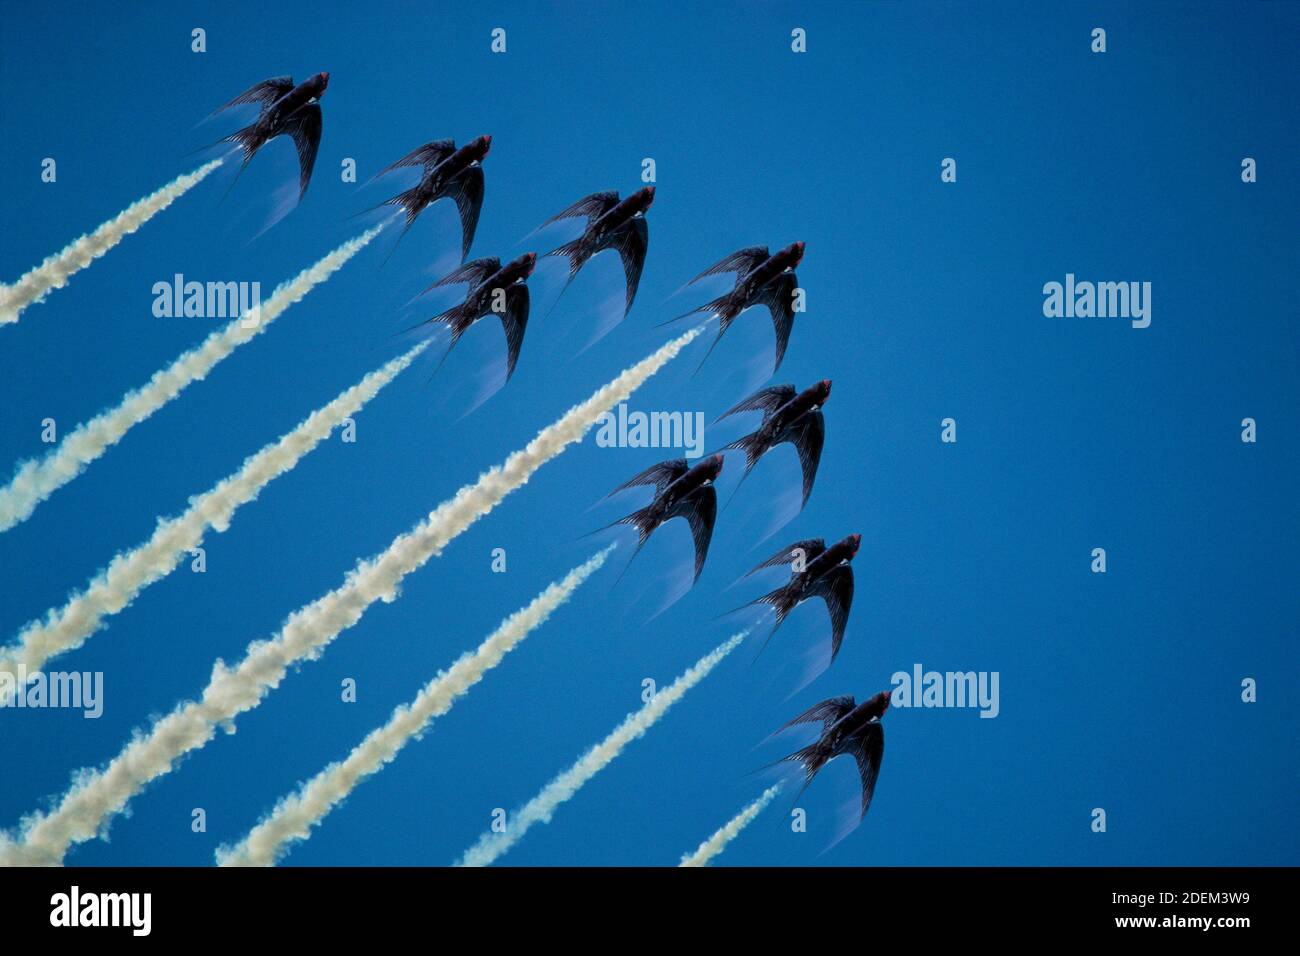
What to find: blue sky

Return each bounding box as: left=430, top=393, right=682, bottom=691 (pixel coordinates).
left=1, top=1, right=1297, bottom=866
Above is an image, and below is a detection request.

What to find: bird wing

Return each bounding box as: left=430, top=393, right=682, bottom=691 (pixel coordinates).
left=779, top=409, right=825, bottom=507
left=807, top=564, right=854, bottom=662
left=283, top=103, right=322, bottom=201
left=426, top=258, right=501, bottom=292
left=746, top=538, right=827, bottom=577
left=753, top=270, right=798, bottom=372
left=216, top=76, right=294, bottom=114
left=687, top=246, right=769, bottom=286
left=849, top=722, right=885, bottom=819
left=666, top=483, right=717, bottom=582
left=606, top=216, right=648, bottom=318
left=715, top=384, right=797, bottom=424
left=607, top=459, right=690, bottom=498
left=445, top=165, right=485, bottom=263
left=778, top=695, right=856, bottom=734
left=541, top=190, right=619, bottom=228
left=376, top=140, right=456, bottom=178
left=498, top=283, right=530, bottom=380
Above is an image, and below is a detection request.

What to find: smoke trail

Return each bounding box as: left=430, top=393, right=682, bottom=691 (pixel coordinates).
left=0, top=228, right=383, bottom=532
left=0, top=327, right=699, bottom=866
left=679, top=784, right=781, bottom=867
left=217, top=549, right=613, bottom=867
left=0, top=161, right=224, bottom=325
left=0, top=342, right=428, bottom=702
left=456, top=631, right=746, bottom=867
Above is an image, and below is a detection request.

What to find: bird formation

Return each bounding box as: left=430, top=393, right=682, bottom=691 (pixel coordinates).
left=214, top=73, right=886, bottom=837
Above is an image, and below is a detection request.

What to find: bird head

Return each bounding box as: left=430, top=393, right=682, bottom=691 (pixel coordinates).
left=471, top=134, right=493, bottom=161
left=844, top=533, right=861, bottom=557
left=705, top=453, right=725, bottom=479
left=779, top=241, right=806, bottom=268
left=314, top=72, right=331, bottom=93
left=814, top=378, right=832, bottom=403
left=507, top=252, right=538, bottom=281
left=634, top=186, right=656, bottom=213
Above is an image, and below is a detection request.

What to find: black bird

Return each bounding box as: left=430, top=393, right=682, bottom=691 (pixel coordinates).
left=776, top=690, right=890, bottom=820
left=408, top=253, right=536, bottom=380
left=740, top=533, right=860, bottom=662
left=541, top=187, right=654, bottom=319
left=601, top=454, right=722, bottom=582
left=372, top=136, right=492, bottom=262
left=215, top=73, right=328, bottom=201
left=671, top=242, right=805, bottom=372
left=715, top=380, right=831, bottom=507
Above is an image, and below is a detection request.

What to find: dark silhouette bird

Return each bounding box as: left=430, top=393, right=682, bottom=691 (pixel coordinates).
left=371, top=136, right=492, bottom=262
left=214, top=73, right=329, bottom=201
left=776, top=690, right=890, bottom=820
left=670, top=242, right=805, bottom=373
left=714, top=380, right=831, bottom=508
left=407, top=253, right=536, bottom=380
left=740, top=533, right=860, bottom=662
left=600, top=454, right=722, bottom=582
left=541, top=187, right=654, bottom=319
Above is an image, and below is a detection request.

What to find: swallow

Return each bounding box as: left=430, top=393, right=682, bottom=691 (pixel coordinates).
left=670, top=242, right=805, bottom=373
left=714, top=379, right=831, bottom=507
left=600, top=454, right=722, bottom=582
left=407, top=253, right=536, bottom=379
left=740, top=534, right=860, bottom=662
left=213, top=73, right=329, bottom=201
left=370, top=136, right=492, bottom=262
left=540, top=187, right=654, bottom=319
left=775, top=690, right=889, bottom=821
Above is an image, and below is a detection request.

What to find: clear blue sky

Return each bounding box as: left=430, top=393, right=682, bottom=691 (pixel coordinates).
left=1, top=1, right=1296, bottom=866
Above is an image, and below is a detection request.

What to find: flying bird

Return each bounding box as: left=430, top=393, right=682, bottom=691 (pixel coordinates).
left=214, top=73, right=329, bottom=201
left=371, top=136, right=492, bottom=261
left=408, top=253, right=536, bottom=379
left=670, top=242, right=805, bottom=372
left=776, top=689, right=890, bottom=821
left=740, top=533, right=860, bottom=662
left=600, top=454, right=722, bottom=582
left=714, top=379, right=831, bottom=507
left=541, top=187, right=654, bottom=319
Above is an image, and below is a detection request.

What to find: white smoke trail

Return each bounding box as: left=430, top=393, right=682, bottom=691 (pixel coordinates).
left=456, top=631, right=746, bottom=868
left=217, top=549, right=613, bottom=867
left=0, top=327, right=699, bottom=866
left=0, top=228, right=383, bottom=532
left=0, top=161, right=224, bottom=326
left=679, top=784, right=782, bottom=867
left=0, top=342, right=428, bottom=702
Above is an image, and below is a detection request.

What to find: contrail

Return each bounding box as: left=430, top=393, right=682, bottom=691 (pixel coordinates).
left=0, top=161, right=224, bottom=326
left=679, top=784, right=782, bottom=867
left=0, top=227, right=383, bottom=532
left=0, top=342, right=428, bottom=702
left=456, top=631, right=746, bottom=867
left=217, top=549, right=613, bottom=867
left=0, top=327, right=699, bottom=866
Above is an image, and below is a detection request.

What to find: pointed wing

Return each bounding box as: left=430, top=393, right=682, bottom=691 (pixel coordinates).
left=607, top=459, right=690, bottom=498
left=807, top=564, right=854, bottom=662
left=778, top=695, right=856, bottom=734
left=667, top=484, right=717, bottom=582
left=849, top=722, right=885, bottom=819
left=746, top=538, right=826, bottom=577
left=428, top=257, right=501, bottom=291
left=377, top=140, right=456, bottom=178
left=607, top=216, right=648, bottom=318
left=541, top=190, right=620, bottom=229
left=445, top=165, right=485, bottom=262
left=498, top=283, right=530, bottom=380
left=688, top=246, right=769, bottom=286
left=753, top=270, right=798, bottom=372
left=283, top=104, right=322, bottom=201
left=716, top=384, right=796, bottom=424
left=217, top=76, right=294, bottom=114
left=779, top=410, right=825, bottom=506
